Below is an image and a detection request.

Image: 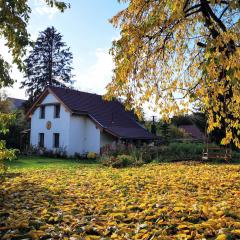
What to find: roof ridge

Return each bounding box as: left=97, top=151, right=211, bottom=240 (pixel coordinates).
left=49, top=85, right=103, bottom=97
left=7, top=97, right=26, bottom=101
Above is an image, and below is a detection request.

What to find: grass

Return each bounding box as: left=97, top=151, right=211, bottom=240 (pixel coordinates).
left=5, top=156, right=99, bottom=170
left=1, top=157, right=240, bottom=239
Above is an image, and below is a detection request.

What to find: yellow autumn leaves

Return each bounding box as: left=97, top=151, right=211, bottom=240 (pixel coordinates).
left=1, top=163, right=240, bottom=239
left=107, top=0, right=240, bottom=147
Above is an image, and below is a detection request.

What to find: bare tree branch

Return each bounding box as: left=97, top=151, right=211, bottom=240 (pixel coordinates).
left=219, top=6, right=229, bottom=19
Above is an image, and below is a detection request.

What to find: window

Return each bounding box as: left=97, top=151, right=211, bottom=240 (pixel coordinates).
left=53, top=133, right=60, bottom=148
left=40, top=106, right=45, bottom=119
left=39, top=133, right=44, bottom=148
left=54, top=104, right=60, bottom=118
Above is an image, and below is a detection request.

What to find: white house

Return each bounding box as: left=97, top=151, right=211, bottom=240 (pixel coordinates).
left=27, top=86, right=156, bottom=156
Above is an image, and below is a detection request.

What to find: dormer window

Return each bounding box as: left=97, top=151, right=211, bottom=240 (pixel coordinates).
left=54, top=104, right=60, bottom=118
left=40, top=106, right=45, bottom=119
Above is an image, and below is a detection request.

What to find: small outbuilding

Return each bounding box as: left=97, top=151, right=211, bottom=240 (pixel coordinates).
left=178, top=124, right=205, bottom=140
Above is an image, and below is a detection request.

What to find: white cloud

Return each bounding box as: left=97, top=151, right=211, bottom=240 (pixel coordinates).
left=75, top=48, right=114, bottom=95
left=32, top=0, right=59, bottom=19
left=2, top=47, right=114, bottom=99
left=73, top=48, right=159, bottom=119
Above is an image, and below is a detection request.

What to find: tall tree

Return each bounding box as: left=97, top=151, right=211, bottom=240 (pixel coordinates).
left=0, top=0, right=69, bottom=86
left=21, top=26, right=74, bottom=103
left=0, top=1, right=69, bottom=173
left=107, top=0, right=240, bottom=148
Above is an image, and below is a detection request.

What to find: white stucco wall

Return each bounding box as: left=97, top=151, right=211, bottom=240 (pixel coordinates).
left=68, top=115, right=101, bottom=155
left=30, top=92, right=114, bottom=156
left=100, top=131, right=116, bottom=147
left=84, top=117, right=100, bottom=154
left=30, top=93, right=71, bottom=153
left=68, top=115, right=85, bottom=155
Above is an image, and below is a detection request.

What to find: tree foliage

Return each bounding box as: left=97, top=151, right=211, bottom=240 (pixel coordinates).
left=0, top=114, right=16, bottom=175
left=0, top=0, right=69, bottom=173
left=160, top=122, right=171, bottom=144
left=0, top=0, right=69, bottom=86
left=0, top=92, right=11, bottom=113
left=0, top=92, right=16, bottom=174
left=1, top=110, right=27, bottom=149
left=107, top=0, right=240, bottom=147
left=21, top=26, right=74, bottom=103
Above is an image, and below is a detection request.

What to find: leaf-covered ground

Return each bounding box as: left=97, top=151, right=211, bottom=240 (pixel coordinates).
left=1, top=161, right=240, bottom=239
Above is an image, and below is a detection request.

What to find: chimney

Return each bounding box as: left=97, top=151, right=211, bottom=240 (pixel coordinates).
left=151, top=116, right=157, bottom=135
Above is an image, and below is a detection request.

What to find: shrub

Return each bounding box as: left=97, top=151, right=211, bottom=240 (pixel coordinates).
left=117, top=154, right=134, bottom=166
left=101, top=142, right=228, bottom=165
left=172, top=143, right=210, bottom=156
left=54, top=147, right=67, bottom=159
left=101, top=154, right=136, bottom=168
left=87, top=152, right=97, bottom=160
left=74, top=152, right=85, bottom=160
left=139, top=146, right=159, bottom=163
left=25, top=146, right=68, bottom=159
left=43, top=149, right=54, bottom=158
left=152, top=142, right=222, bottom=162
left=101, top=156, right=117, bottom=167
left=157, top=142, right=204, bottom=161
left=101, top=142, right=138, bottom=157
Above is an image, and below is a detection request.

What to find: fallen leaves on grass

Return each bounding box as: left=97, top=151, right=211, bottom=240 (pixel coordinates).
left=0, top=163, right=240, bottom=239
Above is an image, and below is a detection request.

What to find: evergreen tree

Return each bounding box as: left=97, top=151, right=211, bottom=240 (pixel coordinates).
left=21, top=26, right=74, bottom=104
left=160, top=122, right=170, bottom=145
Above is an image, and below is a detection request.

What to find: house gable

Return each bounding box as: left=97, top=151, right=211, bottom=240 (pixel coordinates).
left=30, top=92, right=71, bottom=152
left=27, top=87, right=72, bottom=118
left=30, top=91, right=103, bottom=155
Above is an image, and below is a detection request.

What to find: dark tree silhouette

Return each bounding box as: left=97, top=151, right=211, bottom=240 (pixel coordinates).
left=21, top=26, right=74, bottom=105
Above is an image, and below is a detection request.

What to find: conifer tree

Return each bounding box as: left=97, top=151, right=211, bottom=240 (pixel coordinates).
left=21, top=26, right=74, bottom=103
left=160, top=122, right=171, bottom=145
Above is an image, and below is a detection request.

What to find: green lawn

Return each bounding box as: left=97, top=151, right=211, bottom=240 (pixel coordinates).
left=5, top=156, right=99, bottom=170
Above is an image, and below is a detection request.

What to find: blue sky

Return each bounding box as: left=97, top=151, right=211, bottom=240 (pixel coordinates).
left=2, top=0, right=156, bottom=118
left=3, top=0, right=125, bottom=98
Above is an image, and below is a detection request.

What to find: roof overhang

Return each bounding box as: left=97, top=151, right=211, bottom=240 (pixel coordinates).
left=103, top=127, right=159, bottom=140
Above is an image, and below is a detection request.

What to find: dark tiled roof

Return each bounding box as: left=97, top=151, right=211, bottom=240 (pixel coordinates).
left=49, top=86, right=157, bottom=140
left=7, top=97, right=26, bottom=109
left=179, top=125, right=204, bottom=139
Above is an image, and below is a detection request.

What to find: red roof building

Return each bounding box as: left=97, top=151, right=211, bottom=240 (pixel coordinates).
left=179, top=124, right=204, bottom=140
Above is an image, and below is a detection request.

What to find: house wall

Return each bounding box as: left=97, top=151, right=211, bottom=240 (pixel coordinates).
left=68, top=116, right=101, bottom=155
left=100, top=131, right=116, bottom=147
left=68, top=115, right=85, bottom=155
left=30, top=93, right=71, bottom=152
left=84, top=117, right=101, bottom=154
left=30, top=92, right=103, bottom=156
